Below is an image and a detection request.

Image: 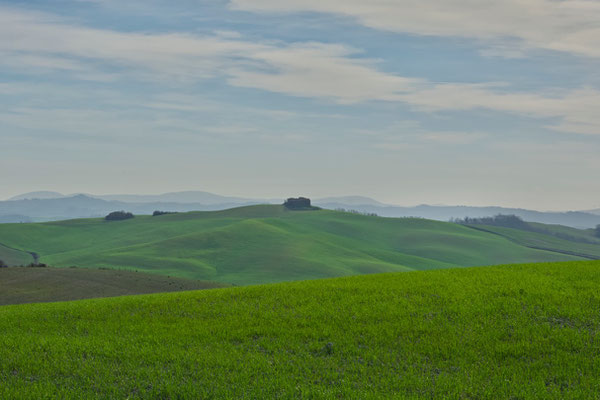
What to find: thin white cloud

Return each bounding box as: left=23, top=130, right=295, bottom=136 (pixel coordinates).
left=399, top=85, right=600, bottom=135
left=0, top=7, right=417, bottom=102
left=2, top=6, right=600, bottom=135
left=226, top=42, right=417, bottom=103
left=230, top=0, right=600, bottom=58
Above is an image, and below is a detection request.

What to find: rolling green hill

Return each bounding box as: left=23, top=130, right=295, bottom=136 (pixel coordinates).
left=0, top=205, right=584, bottom=285
left=1, top=260, right=599, bottom=398
left=0, top=267, right=226, bottom=306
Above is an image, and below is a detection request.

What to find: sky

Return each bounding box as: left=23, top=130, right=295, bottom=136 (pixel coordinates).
left=1, top=0, right=599, bottom=211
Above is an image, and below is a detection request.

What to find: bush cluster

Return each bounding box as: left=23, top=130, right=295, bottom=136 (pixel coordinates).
left=452, top=214, right=530, bottom=230
left=153, top=211, right=178, bottom=216
left=105, top=211, right=134, bottom=221
left=0, top=261, right=48, bottom=268
left=335, top=208, right=378, bottom=217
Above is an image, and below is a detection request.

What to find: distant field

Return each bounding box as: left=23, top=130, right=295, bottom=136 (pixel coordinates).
left=1, top=260, right=599, bottom=398
left=0, top=267, right=226, bottom=305
left=0, top=205, right=583, bottom=285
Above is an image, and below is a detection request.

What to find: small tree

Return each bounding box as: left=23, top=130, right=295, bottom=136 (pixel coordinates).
left=0, top=259, right=7, bottom=268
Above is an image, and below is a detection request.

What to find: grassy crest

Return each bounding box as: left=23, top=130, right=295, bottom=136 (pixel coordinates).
left=1, top=260, right=599, bottom=398
left=0, top=206, right=581, bottom=285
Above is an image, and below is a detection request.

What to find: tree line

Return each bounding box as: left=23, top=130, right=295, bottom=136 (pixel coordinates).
left=451, top=214, right=531, bottom=230
left=335, top=208, right=379, bottom=217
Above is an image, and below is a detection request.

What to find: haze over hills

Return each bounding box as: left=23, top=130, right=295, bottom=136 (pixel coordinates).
left=8, top=191, right=67, bottom=201
left=2, top=190, right=600, bottom=228
left=0, top=193, right=275, bottom=223
left=92, top=191, right=278, bottom=205
left=0, top=215, right=33, bottom=224
left=314, top=196, right=388, bottom=207
left=8, top=190, right=275, bottom=204
left=316, top=202, right=600, bottom=229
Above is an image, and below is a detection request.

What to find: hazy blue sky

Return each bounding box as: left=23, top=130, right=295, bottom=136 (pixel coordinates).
left=1, top=0, right=599, bottom=210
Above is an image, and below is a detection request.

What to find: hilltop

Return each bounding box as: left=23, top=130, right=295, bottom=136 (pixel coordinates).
left=0, top=205, right=585, bottom=285
left=1, top=260, right=598, bottom=398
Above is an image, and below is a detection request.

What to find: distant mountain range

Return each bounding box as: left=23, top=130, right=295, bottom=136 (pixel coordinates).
left=2, top=191, right=600, bottom=229
left=0, top=193, right=269, bottom=223
left=9, top=190, right=275, bottom=205
left=8, top=191, right=66, bottom=201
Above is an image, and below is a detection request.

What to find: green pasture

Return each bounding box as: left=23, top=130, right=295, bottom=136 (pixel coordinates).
left=1, top=260, right=599, bottom=398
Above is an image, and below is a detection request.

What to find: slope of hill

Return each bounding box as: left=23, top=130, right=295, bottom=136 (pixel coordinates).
left=0, top=243, right=34, bottom=266
left=464, top=223, right=600, bottom=259
left=1, top=260, right=598, bottom=398
left=0, top=205, right=582, bottom=285
left=528, top=222, right=600, bottom=243
left=0, top=267, right=225, bottom=306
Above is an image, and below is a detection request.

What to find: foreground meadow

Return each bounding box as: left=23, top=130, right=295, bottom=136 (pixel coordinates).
left=1, top=260, right=599, bottom=398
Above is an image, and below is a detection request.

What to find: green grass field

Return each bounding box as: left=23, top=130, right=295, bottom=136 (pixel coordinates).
left=1, top=260, right=599, bottom=399
left=0, top=267, right=226, bottom=306
left=0, top=205, right=584, bottom=285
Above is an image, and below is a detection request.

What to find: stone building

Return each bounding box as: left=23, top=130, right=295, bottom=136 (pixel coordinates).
left=283, top=197, right=312, bottom=209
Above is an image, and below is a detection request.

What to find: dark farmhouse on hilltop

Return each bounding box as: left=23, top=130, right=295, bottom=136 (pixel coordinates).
left=284, top=197, right=314, bottom=210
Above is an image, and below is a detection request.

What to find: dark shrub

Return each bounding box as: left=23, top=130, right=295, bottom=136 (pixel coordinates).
left=153, top=211, right=177, bottom=216
left=105, top=211, right=134, bottom=221
left=0, top=260, right=7, bottom=268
